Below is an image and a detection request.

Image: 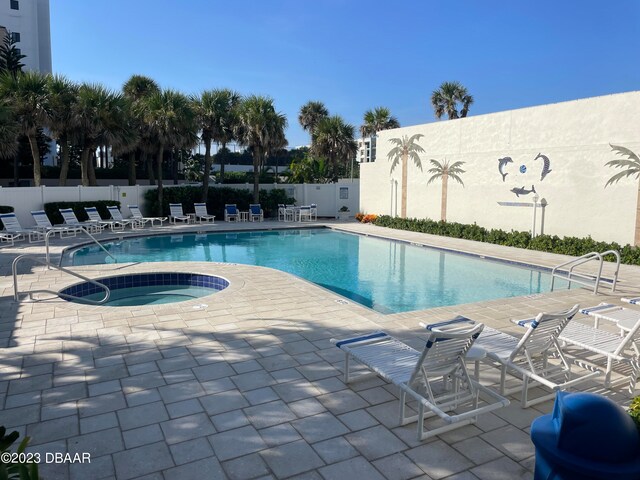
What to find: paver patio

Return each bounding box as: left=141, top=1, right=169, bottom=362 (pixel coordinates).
left=0, top=219, right=637, bottom=479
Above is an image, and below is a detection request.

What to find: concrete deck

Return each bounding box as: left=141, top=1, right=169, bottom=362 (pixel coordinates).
left=0, top=219, right=637, bottom=480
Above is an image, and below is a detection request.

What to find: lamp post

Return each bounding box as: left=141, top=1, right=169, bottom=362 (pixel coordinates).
left=532, top=193, right=540, bottom=238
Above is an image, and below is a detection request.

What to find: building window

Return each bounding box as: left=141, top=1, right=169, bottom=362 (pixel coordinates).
left=10, top=0, right=19, bottom=10
left=11, top=32, right=20, bottom=42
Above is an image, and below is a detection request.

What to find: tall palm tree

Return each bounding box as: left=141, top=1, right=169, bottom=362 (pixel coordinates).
left=122, top=75, right=160, bottom=185
left=431, top=81, right=474, bottom=120
left=313, top=115, right=357, bottom=183
left=0, top=99, right=19, bottom=159
left=236, top=95, right=287, bottom=202
left=73, top=83, right=132, bottom=186
left=427, top=159, right=465, bottom=222
left=298, top=100, right=328, bottom=150
left=143, top=89, right=198, bottom=214
left=387, top=134, right=425, bottom=218
left=0, top=31, right=25, bottom=77
left=0, top=71, right=50, bottom=186
left=360, top=107, right=400, bottom=137
left=605, top=144, right=640, bottom=245
left=192, top=88, right=241, bottom=199
left=46, top=75, right=78, bottom=185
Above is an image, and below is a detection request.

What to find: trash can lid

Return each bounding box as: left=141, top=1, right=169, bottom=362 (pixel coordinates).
left=551, top=391, right=640, bottom=462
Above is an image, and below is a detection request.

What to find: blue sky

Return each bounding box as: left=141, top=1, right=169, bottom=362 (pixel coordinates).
left=51, top=0, right=640, bottom=148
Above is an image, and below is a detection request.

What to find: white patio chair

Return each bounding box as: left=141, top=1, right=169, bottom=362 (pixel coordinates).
left=85, top=207, right=126, bottom=232
left=0, top=213, right=44, bottom=243
left=299, top=206, right=313, bottom=222
left=310, top=203, right=318, bottom=220
left=31, top=210, right=81, bottom=237
left=459, top=304, right=601, bottom=407
left=224, top=204, right=239, bottom=222
left=59, top=208, right=104, bottom=234
left=106, top=206, right=140, bottom=230
left=559, top=303, right=640, bottom=392
left=331, top=325, right=509, bottom=441
left=169, top=203, right=190, bottom=224
left=249, top=204, right=263, bottom=222
left=127, top=205, right=166, bottom=227
left=194, top=203, right=215, bottom=223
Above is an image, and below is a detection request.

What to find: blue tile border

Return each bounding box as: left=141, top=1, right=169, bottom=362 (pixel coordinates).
left=60, top=272, right=229, bottom=300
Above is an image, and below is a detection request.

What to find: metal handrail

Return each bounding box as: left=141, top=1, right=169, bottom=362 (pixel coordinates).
left=550, top=250, right=620, bottom=294
left=45, top=226, right=116, bottom=266
left=13, top=254, right=111, bottom=305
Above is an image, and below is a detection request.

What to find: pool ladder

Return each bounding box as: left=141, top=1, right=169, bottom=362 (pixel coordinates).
left=44, top=227, right=116, bottom=266
left=550, top=250, right=620, bottom=294
left=12, top=254, right=111, bottom=305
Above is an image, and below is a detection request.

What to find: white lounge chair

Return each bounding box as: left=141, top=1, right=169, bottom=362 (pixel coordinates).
left=454, top=305, right=602, bottom=407
left=331, top=325, right=509, bottom=441
left=31, top=210, right=81, bottom=238
left=85, top=206, right=125, bottom=232
left=59, top=208, right=104, bottom=234
left=559, top=303, right=640, bottom=392
left=169, top=203, right=190, bottom=224
left=277, top=204, right=286, bottom=221
left=0, top=212, right=44, bottom=243
left=194, top=203, right=215, bottom=223
left=106, top=206, right=140, bottom=230
left=127, top=205, right=166, bottom=227
left=224, top=204, right=239, bottom=222
left=249, top=204, right=263, bottom=222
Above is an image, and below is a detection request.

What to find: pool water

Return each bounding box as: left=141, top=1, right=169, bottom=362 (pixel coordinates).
left=67, top=229, right=570, bottom=313
left=83, top=285, right=214, bottom=306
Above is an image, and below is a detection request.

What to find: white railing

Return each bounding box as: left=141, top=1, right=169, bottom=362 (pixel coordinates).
left=550, top=250, right=620, bottom=294
left=12, top=254, right=111, bottom=305
left=44, top=227, right=116, bottom=266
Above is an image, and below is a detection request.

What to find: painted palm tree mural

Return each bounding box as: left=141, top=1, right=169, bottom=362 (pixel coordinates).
left=387, top=134, right=425, bottom=218
left=427, top=159, right=465, bottom=222
left=604, top=144, right=640, bottom=245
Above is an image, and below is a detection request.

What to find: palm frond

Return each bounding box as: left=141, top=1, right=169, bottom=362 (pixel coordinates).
left=605, top=159, right=640, bottom=169
left=610, top=144, right=640, bottom=163
left=448, top=173, right=465, bottom=186
left=605, top=169, right=640, bottom=187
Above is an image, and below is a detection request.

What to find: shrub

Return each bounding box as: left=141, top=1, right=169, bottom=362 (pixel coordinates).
left=373, top=215, right=640, bottom=266
left=355, top=213, right=364, bottom=222
left=362, top=214, right=378, bottom=223
left=44, top=201, right=120, bottom=225
left=630, top=396, right=640, bottom=431
left=0, top=426, right=40, bottom=479
left=143, top=186, right=294, bottom=219
left=0, top=205, right=14, bottom=229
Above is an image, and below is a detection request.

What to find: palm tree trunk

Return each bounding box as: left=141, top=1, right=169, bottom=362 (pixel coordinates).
left=80, top=148, right=91, bottom=186
left=128, top=151, right=136, bottom=186
left=156, top=145, right=164, bottom=216
left=147, top=153, right=156, bottom=185
left=58, top=136, right=71, bottom=186
left=635, top=180, right=640, bottom=246
left=219, top=143, right=226, bottom=184
left=400, top=152, right=408, bottom=218
left=88, top=150, right=97, bottom=186
left=441, top=173, right=448, bottom=222
left=28, top=133, right=41, bottom=187
left=253, top=148, right=261, bottom=203
left=201, top=138, right=212, bottom=201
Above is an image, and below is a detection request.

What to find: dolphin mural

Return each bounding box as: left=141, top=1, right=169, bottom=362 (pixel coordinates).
left=498, top=157, right=513, bottom=182
left=510, top=185, right=536, bottom=197
left=534, top=153, right=552, bottom=181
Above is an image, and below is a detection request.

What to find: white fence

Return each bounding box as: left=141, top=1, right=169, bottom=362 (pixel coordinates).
left=0, top=182, right=359, bottom=228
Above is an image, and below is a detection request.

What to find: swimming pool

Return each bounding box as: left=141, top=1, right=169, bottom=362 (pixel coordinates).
left=66, top=228, right=570, bottom=313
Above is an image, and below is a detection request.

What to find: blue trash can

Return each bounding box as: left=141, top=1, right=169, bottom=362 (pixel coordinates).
left=531, top=391, right=640, bottom=480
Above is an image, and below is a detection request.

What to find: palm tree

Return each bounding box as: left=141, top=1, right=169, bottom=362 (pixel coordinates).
left=236, top=95, right=287, bottom=202
left=298, top=100, right=328, bottom=149
left=605, top=144, right=640, bottom=245
left=122, top=75, right=160, bottom=185
left=73, top=83, right=132, bottom=186
left=143, top=89, right=198, bottom=214
left=313, top=115, right=357, bottom=183
left=427, top=159, right=465, bottom=222
left=0, top=99, right=19, bottom=159
left=46, top=75, right=78, bottom=185
left=192, top=88, right=241, bottom=199
left=360, top=107, right=400, bottom=137
left=431, top=81, right=474, bottom=120
left=0, top=71, right=50, bottom=186
left=387, top=134, right=425, bottom=218
left=0, top=31, right=25, bottom=78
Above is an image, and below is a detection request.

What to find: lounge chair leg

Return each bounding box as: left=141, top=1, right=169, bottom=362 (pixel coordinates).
left=521, top=376, right=530, bottom=408
left=500, top=366, right=507, bottom=395
left=399, top=390, right=406, bottom=425
left=604, top=358, right=613, bottom=388
left=344, top=352, right=350, bottom=383
left=416, top=403, right=425, bottom=441
left=629, top=358, right=639, bottom=394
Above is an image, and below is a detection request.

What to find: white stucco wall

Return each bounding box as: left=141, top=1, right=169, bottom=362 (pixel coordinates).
left=360, top=91, right=640, bottom=245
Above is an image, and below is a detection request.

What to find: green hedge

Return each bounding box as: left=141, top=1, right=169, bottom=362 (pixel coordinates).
left=373, top=215, right=640, bottom=265
left=44, top=201, right=121, bottom=225
left=0, top=205, right=14, bottom=229
left=143, top=186, right=295, bottom=219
